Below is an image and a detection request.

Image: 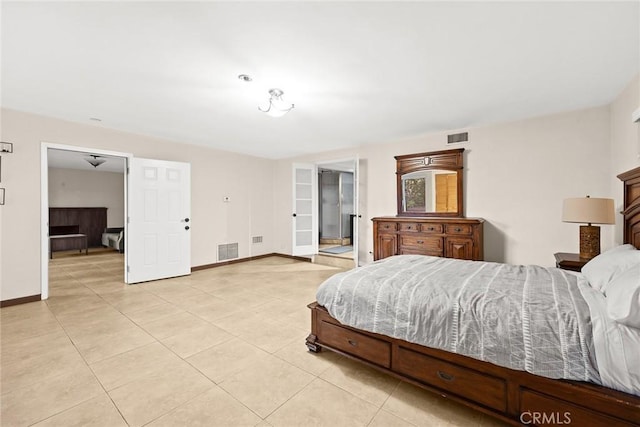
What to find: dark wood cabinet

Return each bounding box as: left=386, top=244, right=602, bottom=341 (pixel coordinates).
left=376, top=232, right=398, bottom=260
left=373, top=217, right=484, bottom=261
left=445, top=237, right=475, bottom=260
left=49, top=207, right=107, bottom=248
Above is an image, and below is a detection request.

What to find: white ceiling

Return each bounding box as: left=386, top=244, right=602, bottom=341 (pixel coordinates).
left=48, top=149, right=126, bottom=173
left=2, top=2, right=638, bottom=159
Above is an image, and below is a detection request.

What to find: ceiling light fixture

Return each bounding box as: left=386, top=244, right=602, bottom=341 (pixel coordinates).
left=259, top=88, right=294, bottom=118
left=85, top=154, right=106, bottom=168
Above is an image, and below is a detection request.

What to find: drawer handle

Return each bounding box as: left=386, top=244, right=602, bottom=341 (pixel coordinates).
left=454, top=228, right=462, bottom=232
left=437, top=371, right=455, bottom=382
left=347, top=339, right=358, bottom=347
left=416, top=240, right=424, bottom=244
left=428, top=227, right=435, bottom=231
left=384, top=225, right=390, bottom=229
left=407, top=226, right=412, bottom=229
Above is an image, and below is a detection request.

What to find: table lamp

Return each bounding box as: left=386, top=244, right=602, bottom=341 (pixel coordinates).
left=562, top=196, right=615, bottom=260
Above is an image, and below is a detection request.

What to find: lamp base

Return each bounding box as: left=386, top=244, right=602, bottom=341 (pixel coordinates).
left=579, top=225, right=600, bottom=260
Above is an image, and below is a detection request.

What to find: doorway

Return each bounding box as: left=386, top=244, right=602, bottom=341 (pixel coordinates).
left=41, top=144, right=193, bottom=298
left=316, top=158, right=358, bottom=267
left=318, top=169, right=353, bottom=244
left=40, top=143, right=131, bottom=299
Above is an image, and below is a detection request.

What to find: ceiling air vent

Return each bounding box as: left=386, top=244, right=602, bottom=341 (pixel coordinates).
left=447, top=132, right=468, bottom=144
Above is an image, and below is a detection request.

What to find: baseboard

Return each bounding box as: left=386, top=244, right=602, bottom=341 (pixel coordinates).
left=0, top=294, right=42, bottom=307
left=191, top=252, right=311, bottom=272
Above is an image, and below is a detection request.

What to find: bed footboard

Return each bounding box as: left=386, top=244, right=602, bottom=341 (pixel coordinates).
left=307, top=302, right=640, bottom=427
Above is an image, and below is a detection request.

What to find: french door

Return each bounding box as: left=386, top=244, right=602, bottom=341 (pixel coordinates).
left=292, top=163, right=318, bottom=256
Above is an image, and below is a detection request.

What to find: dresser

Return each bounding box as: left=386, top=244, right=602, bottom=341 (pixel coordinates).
left=373, top=216, right=484, bottom=261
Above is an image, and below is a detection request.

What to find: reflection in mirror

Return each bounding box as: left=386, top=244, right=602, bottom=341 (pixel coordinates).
left=395, top=148, right=464, bottom=217
left=401, top=170, right=458, bottom=214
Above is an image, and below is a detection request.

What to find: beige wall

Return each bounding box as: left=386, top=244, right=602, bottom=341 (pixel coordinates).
left=610, top=74, right=640, bottom=244
left=274, top=105, right=614, bottom=267
left=275, top=76, right=640, bottom=265
left=0, top=108, right=275, bottom=301
left=2, top=74, right=638, bottom=301
left=48, top=168, right=125, bottom=227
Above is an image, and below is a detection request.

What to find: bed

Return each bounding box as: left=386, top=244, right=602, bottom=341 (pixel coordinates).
left=306, top=166, right=640, bottom=426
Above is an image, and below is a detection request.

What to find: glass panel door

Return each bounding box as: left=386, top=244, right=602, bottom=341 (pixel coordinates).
left=292, top=163, right=317, bottom=255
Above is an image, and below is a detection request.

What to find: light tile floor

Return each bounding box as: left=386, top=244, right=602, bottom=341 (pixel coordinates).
left=1, top=251, right=508, bottom=426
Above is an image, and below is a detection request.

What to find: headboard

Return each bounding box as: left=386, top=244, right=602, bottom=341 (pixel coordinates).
left=618, top=165, right=640, bottom=250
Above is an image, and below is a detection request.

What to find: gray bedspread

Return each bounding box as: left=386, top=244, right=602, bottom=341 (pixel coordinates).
left=316, top=255, right=601, bottom=383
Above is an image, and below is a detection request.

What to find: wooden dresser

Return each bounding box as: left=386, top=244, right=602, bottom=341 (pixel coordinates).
left=372, top=217, right=484, bottom=261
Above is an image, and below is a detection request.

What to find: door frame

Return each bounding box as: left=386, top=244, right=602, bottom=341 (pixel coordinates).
left=40, top=142, right=132, bottom=299
left=315, top=157, right=359, bottom=266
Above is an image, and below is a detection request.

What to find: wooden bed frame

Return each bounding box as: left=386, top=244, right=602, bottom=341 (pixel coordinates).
left=307, top=166, right=640, bottom=427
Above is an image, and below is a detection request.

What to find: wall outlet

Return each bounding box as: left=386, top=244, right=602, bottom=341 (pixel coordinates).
left=223, top=196, right=231, bottom=202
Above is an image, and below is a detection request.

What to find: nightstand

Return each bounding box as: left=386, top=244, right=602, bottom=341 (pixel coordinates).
left=554, top=252, right=589, bottom=272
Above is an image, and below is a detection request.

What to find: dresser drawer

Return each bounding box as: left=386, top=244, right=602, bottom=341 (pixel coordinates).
left=319, top=321, right=391, bottom=368
left=420, top=223, right=443, bottom=233
left=400, top=248, right=443, bottom=257
left=398, top=222, right=420, bottom=232
left=445, top=224, right=473, bottom=235
left=377, top=222, right=398, bottom=232
left=400, top=236, right=442, bottom=251
left=395, top=346, right=506, bottom=412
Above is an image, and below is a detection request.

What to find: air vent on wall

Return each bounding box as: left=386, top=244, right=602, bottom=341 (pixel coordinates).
left=252, top=236, right=263, bottom=244
left=218, top=243, right=239, bottom=261
left=447, top=132, right=468, bottom=144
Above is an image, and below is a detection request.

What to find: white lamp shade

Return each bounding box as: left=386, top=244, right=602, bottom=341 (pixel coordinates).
left=562, top=197, right=615, bottom=224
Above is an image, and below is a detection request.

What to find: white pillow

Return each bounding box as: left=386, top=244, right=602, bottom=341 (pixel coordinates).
left=606, top=264, right=640, bottom=328
left=581, top=244, right=640, bottom=292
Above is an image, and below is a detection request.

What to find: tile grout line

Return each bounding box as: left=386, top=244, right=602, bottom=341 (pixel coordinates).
left=47, top=256, right=152, bottom=426
left=40, top=287, right=130, bottom=426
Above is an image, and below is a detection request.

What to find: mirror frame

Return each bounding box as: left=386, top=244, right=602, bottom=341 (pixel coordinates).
left=395, top=148, right=465, bottom=217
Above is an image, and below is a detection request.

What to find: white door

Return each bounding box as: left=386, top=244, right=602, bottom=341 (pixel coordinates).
left=127, top=158, right=191, bottom=283
left=292, top=163, right=317, bottom=256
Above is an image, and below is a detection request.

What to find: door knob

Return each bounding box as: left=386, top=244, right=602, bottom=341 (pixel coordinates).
left=292, top=213, right=297, bottom=217
left=184, top=218, right=190, bottom=223
left=185, top=226, right=190, bottom=230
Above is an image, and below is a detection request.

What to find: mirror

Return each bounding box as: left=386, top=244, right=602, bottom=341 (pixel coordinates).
left=396, top=148, right=464, bottom=217
left=401, top=169, right=458, bottom=213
